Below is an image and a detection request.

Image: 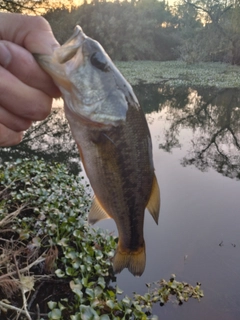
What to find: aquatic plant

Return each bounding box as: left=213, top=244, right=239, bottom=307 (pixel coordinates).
left=0, top=158, right=203, bottom=319
left=115, top=61, right=240, bottom=88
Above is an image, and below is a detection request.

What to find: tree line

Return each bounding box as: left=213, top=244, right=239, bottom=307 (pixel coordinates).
left=1, top=0, right=240, bottom=64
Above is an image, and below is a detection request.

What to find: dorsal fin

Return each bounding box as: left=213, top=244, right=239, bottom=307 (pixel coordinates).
left=88, top=196, right=110, bottom=225
left=147, top=174, right=160, bottom=225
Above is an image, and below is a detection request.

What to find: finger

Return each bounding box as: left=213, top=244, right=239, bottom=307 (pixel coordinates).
left=0, top=41, right=60, bottom=98
left=0, top=105, right=32, bottom=131
left=0, top=66, right=52, bottom=121
left=0, top=13, right=59, bottom=54
left=0, top=123, right=23, bottom=147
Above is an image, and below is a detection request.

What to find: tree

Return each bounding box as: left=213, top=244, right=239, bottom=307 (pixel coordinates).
left=44, top=0, right=179, bottom=61
left=183, top=0, right=240, bottom=64
left=0, top=0, right=73, bottom=14
left=173, top=1, right=204, bottom=62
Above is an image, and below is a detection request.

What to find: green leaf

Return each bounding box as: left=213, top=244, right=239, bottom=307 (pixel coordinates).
left=48, top=301, right=57, bottom=310
left=106, top=300, right=115, bottom=309
left=86, top=288, right=94, bottom=299
left=97, top=277, right=105, bottom=289
left=107, top=290, right=115, bottom=298
left=100, top=316, right=111, bottom=320
left=70, top=315, right=82, bottom=320
left=66, top=251, right=78, bottom=259
left=94, top=286, right=103, bottom=297
left=55, top=269, right=65, bottom=278
left=79, top=305, right=99, bottom=320
left=122, top=297, right=131, bottom=305
left=116, top=286, right=123, bottom=294
left=57, top=238, right=68, bottom=247
left=66, top=267, right=77, bottom=276
left=48, top=308, right=61, bottom=319
left=82, top=277, right=88, bottom=287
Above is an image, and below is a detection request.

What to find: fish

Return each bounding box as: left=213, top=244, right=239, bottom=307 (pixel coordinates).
left=35, top=26, right=160, bottom=276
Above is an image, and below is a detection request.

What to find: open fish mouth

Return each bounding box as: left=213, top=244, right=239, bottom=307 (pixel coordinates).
left=34, top=26, right=87, bottom=89
left=54, top=26, right=86, bottom=65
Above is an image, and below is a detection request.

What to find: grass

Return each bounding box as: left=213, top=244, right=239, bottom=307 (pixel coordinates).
left=115, top=60, right=240, bottom=88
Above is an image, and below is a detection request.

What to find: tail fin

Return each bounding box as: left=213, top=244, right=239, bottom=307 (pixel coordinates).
left=113, top=242, right=146, bottom=276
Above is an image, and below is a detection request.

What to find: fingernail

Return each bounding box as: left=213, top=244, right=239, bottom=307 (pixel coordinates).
left=0, top=42, right=11, bottom=67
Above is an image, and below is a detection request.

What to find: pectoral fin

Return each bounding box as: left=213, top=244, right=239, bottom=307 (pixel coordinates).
left=147, top=174, right=160, bottom=225
left=88, top=196, right=110, bottom=225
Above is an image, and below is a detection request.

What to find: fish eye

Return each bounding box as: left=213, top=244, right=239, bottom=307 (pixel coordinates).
left=90, top=52, right=109, bottom=72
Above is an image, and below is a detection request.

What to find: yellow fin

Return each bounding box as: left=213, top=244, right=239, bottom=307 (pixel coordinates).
left=147, top=174, right=160, bottom=225
left=113, top=242, right=146, bottom=277
left=88, top=197, right=110, bottom=225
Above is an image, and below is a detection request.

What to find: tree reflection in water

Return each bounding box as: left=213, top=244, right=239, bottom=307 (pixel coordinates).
left=136, top=85, right=240, bottom=180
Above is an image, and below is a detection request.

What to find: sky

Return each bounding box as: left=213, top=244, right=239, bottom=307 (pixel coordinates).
left=65, top=0, right=179, bottom=7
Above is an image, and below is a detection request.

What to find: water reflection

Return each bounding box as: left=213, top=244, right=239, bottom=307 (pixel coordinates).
left=134, top=85, right=240, bottom=180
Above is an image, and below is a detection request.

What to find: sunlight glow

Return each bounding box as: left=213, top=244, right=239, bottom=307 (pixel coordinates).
left=51, top=0, right=180, bottom=9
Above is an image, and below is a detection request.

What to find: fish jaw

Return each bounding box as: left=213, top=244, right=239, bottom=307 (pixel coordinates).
left=55, top=25, right=85, bottom=64
left=34, top=25, right=85, bottom=88
left=34, top=53, right=72, bottom=92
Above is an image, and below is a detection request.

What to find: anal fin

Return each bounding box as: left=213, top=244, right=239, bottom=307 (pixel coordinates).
left=88, top=196, right=110, bottom=225
left=147, top=174, right=160, bottom=225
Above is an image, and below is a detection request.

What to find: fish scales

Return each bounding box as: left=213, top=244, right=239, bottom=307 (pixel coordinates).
left=66, top=102, right=152, bottom=252
left=35, top=25, right=160, bottom=276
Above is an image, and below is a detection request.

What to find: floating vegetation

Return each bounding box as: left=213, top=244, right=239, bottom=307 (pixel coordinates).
left=115, top=61, right=240, bottom=88
left=0, top=158, right=203, bottom=319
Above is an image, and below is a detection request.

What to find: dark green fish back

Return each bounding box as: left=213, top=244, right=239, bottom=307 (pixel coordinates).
left=88, top=103, right=154, bottom=251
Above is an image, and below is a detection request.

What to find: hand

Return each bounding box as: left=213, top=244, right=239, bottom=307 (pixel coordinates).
left=0, top=13, right=61, bottom=147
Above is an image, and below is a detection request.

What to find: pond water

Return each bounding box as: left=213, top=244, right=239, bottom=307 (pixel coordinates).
left=1, top=84, right=240, bottom=319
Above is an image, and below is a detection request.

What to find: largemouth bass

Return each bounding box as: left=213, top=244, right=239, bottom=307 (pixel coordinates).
left=35, top=26, right=160, bottom=276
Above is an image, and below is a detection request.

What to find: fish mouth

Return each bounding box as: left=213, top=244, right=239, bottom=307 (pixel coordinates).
left=34, top=26, right=87, bottom=91
left=55, top=25, right=86, bottom=65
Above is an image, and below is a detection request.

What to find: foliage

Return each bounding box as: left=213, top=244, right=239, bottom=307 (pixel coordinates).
left=0, top=158, right=203, bottom=319
left=0, top=0, right=45, bottom=13
left=114, top=60, right=240, bottom=87
left=0, top=0, right=74, bottom=14
left=173, top=1, right=204, bottom=63
left=43, top=0, right=240, bottom=64
left=44, top=0, right=179, bottom=61
left=3, top=0, right=240, bottom=64
left=178, top=0, right=240, bottom=64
